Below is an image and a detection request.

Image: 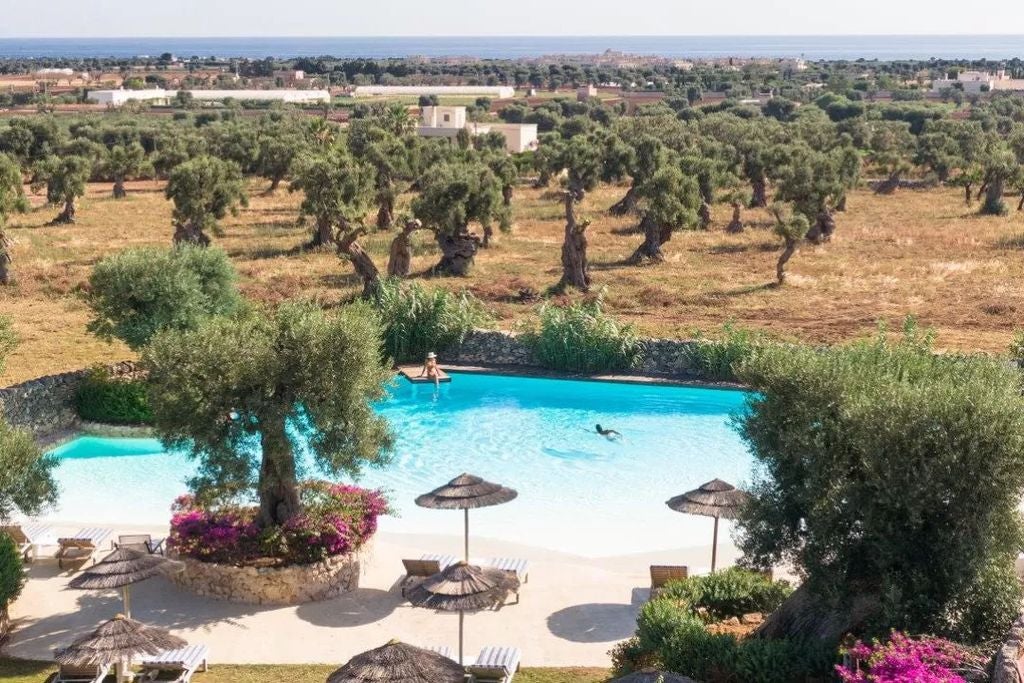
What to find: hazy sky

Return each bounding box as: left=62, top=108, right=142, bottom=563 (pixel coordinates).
left=2, top=0, right=1023, bottom=38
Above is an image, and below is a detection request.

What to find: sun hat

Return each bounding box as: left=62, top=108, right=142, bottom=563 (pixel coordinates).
left=427, top=352, right=437, bottom=359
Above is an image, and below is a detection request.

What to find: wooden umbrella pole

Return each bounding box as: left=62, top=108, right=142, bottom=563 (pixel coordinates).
left=123, top=585, right=131, bottom=619
left=463, top=508, right=469, bottom=562
left=711, top=515, right=720, bottom=573
left=458, top=610, right=465, bottom=665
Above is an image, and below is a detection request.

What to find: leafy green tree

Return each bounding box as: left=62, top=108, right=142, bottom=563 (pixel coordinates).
left=30, top=155, right=91, bottom=224
left=1, top=532, right=25, bottom=617
left=152, top=128, right=204, bottom=178
left=0, top=317, right=58, bottom=522
left=867, top=120, right=915, bottom=194
left=87, top=245, right=241, bottom=350
left=736, top=325, right=1024, bottom=643
left=609, top=135, right=666, bottom=216
left=771, top=204, right=811, bottom=285
left=412, top=161, right=505, bottom=276
left=347, top=122, right=415, bottom=230
left=143, top=303, right=394, bottom=527
left=203, top=121, right=260, bottom=174
left=165, top=155, right=248, bottom=245
left=0, top=154, right=27, bottom=285
left=547, top=134, right=605, bottom=291
left=978, top=142, right=1019, bottom=216
left=770, top=143, right=847, bottom=243
left=628, top=164, right=701, bottom=263
left=100, top=143, right=150, bottom=199
left=256, top=128, right=305, bottom=193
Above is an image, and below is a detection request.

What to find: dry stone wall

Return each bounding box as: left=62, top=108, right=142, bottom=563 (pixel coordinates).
left=0, top=361, right=140, bottom=437
left=168, top=550, right=364, bottom=605
left=994, top=612, right=1024, bottom=683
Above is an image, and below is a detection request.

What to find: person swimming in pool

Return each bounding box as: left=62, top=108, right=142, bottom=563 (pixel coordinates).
left=595, top=424, right=621, bottom=439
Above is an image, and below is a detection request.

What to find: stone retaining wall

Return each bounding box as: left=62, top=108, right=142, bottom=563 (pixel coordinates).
left=0, top=361, right=140, bottom=437
left=446, top=329, right=705, bottom=378
left=994, top=611, right=1024, bottom=683
left=168, top=550, right=364, bottom=605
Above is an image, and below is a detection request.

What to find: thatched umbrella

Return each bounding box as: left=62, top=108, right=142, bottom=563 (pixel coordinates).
left=666, top=479, right=750, bottom=572
left=56, top=614, right=187, bottom=683
left=406, top=561, right=519, bottom=665
left=415, top=473, right=517, bottom=560
left=69, top=547, right=181, bottom=619
left=613, top=670, right=696, bottom=683
left=325, top=639, right=465, bottom=683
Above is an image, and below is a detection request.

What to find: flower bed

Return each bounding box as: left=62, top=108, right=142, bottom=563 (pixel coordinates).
left=837, top=632, right=984, bottom=683
left=169, top=481, right=389, bottom=567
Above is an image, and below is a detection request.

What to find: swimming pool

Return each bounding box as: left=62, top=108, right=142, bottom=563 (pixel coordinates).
left=47, top=373, right=752, bottom=557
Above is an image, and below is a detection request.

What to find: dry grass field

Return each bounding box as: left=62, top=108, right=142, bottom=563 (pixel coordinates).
left=2, top=176, right=1024, bottom=384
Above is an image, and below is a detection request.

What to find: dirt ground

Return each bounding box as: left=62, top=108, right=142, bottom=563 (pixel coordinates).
left=2, top=177, right=1023, bottom=384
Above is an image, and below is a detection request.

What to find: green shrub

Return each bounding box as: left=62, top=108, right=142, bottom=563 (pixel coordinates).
left=372, top=278, right=491, bottom=363
left=608, top=636, right=661, bottom=674
left=659, top=568, right=793, bottom=622
left=636, top=597, right=704, bottom=651
left=0, top=532, right=24, bottom=608
left=75, top=366, right=153, bottom=425
left=686, top=323, right=768, bottom=382
left=522, top=296, right=642, bottom=373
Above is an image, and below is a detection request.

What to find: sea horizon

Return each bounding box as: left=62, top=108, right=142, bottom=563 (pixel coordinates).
left=0, top=34, right=1023, bottom=61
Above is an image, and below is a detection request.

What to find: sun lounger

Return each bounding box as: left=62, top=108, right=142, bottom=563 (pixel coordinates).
left=53, top=662, right=111, bottom=683
left=400, top=554, right=457, bottom=596
left=424, top=645, right=455, bottom=660
left=57, top=528, right=113, bottom=570
left=478, top=557, right=530, bottom=584
left=1, top=520, right=55, bottom=561
left=468, top=646, right=521, bottom=683
left=140, top=643, right=209, bottom=682
left=649, top=565, right=688, bottom=598
left=116, top=533, right=165, bottom=555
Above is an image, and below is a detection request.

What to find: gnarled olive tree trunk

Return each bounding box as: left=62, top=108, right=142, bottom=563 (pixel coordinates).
left=387, top=219, right=425, bottom=278
left=257, top=413, right=302, bottom=527
left=502, top=184, right=514, bottom=207
left=777, top=236, right=799, bottom=284
left=113, top=177, right=127, bottom=199
left=49, top=199, right=76, bottom=225
left=0, top=234, right=12, bottom=286
left=172, top=221, right=211, bottom=246
left=629, top=212, right=672, bottom=264
left=698, top=201, right=713, bottom=230
left=750, top=174, right=769, bottom=208
left=874, top=171, right=901, bottom=195
left=805, top=209, right=836, bottom=244
left=336, top=224, right=381, bottom=298
left=376, top=193, right=395, bottom=230
left=726, top=202, right=744, bottom=234
left=980, top=176, right=1008, bottom=216
left=307, top=216, right=334, bottom=249
left=433, top=229, right=481, bottom=276
left=609, top=184, right=639, bottom=216
left=558, top=189, right=591, bottom=291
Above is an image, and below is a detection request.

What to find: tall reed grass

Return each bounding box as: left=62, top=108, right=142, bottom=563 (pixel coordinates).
left=522, top=297, right=643, bottom=373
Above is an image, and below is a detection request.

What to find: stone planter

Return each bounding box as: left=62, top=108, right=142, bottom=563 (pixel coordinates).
left=167, top=548, right=365, bottom=605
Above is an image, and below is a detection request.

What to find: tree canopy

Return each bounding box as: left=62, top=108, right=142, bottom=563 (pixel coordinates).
left=165, top=155, right=248, bottom=245
left=143, top=303, right=394, bottom=527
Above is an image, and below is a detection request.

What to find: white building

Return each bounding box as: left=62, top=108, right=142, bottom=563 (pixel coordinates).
left=88, top=88, right=331, bottom=107
left=928, top=70, right=1024, bottom=94
left=353, top=85, right=515, bottom=99
left=416, top=105, right=538, bottom=154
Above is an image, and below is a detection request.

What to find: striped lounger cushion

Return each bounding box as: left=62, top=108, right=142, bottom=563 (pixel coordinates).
left=469, top=646, right=522, bottom=680
left=142, top=644, right=209, bottom=672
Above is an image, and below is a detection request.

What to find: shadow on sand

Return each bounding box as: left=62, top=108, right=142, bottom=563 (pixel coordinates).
left=545, top=587, right=646, bottom=643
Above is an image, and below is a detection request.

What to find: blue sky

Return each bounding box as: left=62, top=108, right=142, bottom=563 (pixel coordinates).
left=2, top=0, right=1023, bottom=37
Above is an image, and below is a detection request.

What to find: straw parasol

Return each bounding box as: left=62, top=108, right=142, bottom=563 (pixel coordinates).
left=405, top=561, right=519, bottom=665
left=666, top=479, right=750, bottom=572
left=415, top=473, right=517, bottom=560
left=613, top=670, right=697, bottom=683
left=56, top=614, right=187, bottom=683
left=325, top=640, right=465, bottom=683
left=69, top=547, right=181, bottom=619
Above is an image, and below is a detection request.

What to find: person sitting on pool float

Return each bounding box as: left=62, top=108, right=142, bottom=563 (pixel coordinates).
left=420, top=351, right=441, bottom=387
left=595, top=424, right=621, bottom=439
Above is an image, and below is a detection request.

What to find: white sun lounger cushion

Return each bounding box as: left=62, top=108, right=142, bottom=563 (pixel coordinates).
left=419, top=553, right=458, bottom=568
left=424, top=645, right=455, bottom=660
left=479, top=557, right=529, bottom=581
left=59, top=528, right=112, bottom=547
left=142, top=644, right=209, bottom=671
left=469, top=646, right=521, bottom=680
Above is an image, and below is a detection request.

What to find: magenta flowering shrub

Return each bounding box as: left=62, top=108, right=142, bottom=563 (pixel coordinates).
left=168, top=482, right=390, bottom=567
left=836, top=632, right=982, bottom=683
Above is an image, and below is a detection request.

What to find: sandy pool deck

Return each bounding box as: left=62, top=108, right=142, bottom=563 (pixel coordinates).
left=6, top=522, right=743, bottom=668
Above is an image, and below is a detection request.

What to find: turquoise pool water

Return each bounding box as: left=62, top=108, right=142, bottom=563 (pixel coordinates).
left=47, top=373, right=752, bottom=556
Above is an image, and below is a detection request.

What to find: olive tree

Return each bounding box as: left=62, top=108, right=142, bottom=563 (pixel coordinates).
left=347, top=122, right=415, bottom=230
left=609, top=135, right=667, bottom=216
left=143, top=303, right=394, bottom=527
left=290, top=149, right=382, bottom=296
left=0, top=154, right=27, bottom=285
left=737, top=326, right=1024, bottom=643
left=546, top=135, right=605, bottom=291
left=770, top=143, right=847, bottom=243
left=628, top=164, right=701, bottom=264
left=867, top=120, right=915, bottom=195
left=412, top=161, right=505, bottom=276
left=256, top=128, right=305, bottom=193
left=771, top=204, right=811, bottom=285
left=100, top=143, right=150, bottom=199
left=31, top=154, right=91, bottom=224
left=165, top=155, right=248, bottom=246
left=87, top=245, right=241, bottom=350
left=0, top=317, right=58, bottom=522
